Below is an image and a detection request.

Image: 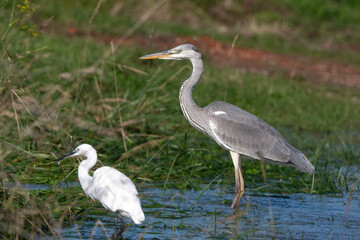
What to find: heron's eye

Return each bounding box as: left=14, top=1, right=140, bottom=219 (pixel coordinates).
left=170, top=49, right=181, bottom=54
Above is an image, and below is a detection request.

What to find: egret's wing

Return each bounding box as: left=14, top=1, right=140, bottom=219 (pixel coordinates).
left=206, top=102, right=291, bottom=163
left=91, top=167, right=145, bottom=223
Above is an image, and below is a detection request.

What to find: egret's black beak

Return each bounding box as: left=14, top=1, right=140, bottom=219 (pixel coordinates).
left=139, top=50, right=174, bottom=60
left=56, top=150, right=77, bottom=164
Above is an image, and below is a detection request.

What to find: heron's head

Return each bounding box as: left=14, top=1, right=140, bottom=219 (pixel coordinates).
left=140, top=44, right=201, bottom=61
left=56, top=144, right=96, bottom=163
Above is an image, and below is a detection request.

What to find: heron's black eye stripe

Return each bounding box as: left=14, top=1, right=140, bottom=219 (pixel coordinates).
left=191, top=46, right=200, bottom=53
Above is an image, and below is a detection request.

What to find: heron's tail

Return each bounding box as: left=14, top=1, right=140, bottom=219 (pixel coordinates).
left=288, top=145, right=314, bottom=174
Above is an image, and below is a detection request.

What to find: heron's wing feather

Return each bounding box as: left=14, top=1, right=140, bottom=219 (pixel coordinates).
left=206, top=102, right=291, bottom=163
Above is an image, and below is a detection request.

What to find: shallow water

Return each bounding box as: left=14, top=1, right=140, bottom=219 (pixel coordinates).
left=53, top=183, right=359, bottom=239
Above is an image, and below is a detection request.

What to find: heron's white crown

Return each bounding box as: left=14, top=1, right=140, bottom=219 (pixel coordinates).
left=140, top=43, right=202, bottom=60
left=166, top=44, right=202, bottom=60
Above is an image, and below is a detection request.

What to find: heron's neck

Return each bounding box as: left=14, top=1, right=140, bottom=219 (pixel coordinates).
left=78, top=150, right=97, bottom=192
left=179, top=58, right=206, bottom=131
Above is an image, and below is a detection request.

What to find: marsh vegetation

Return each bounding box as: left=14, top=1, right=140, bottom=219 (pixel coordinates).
left=1, top=0, right=359, bottom=239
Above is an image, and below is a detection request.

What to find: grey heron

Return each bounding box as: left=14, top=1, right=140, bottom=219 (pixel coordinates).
left=140, top=44, right=314, bottom=209
left=56, top=144, right=145, bottom=235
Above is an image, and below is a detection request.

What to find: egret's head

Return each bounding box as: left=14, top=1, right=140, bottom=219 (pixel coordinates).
left=56, top=144, right=96, bottom=163
left=140, top=44, right=201, bottom=61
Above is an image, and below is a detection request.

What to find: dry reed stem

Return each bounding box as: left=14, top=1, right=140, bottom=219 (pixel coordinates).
left=12, top=90, right=32, bottom=116
left=117, top=64, right=148, bottom=76
left=40, top=213, right=59, bottom=238
left=117, top=118, right=146, bottom=127
left=112, top=41, right=129, bottom=152
left=229, top=33, right=240, bottom=57
left=148, top=65, right=189, bottom=92
left=11, top=89, right=21, bottom=140
left=93, top=65, right=112, bottom=138
left=119, top=136, right=173, bottom=161
left=89, top=0, right=105, bottom=25
left=89, top=219, right=111, bottom=240
left=99, top=98, right=128, bottom=103
left=25, top=216, right=48, bottom=238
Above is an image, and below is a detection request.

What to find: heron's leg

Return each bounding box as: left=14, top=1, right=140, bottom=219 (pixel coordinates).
left=230, top=151, right=245, bottom=209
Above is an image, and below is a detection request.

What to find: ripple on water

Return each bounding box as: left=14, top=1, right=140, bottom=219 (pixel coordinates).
left=55, top=183, right=359, bottom=239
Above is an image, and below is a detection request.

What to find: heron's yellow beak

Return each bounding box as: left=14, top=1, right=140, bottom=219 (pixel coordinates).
left=139, top=51, right=174, bottom=59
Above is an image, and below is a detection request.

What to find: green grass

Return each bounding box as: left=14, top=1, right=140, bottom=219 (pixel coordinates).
left=1, top=0, right=360, bottom=238
left=20, top=0, right=360, bottom=66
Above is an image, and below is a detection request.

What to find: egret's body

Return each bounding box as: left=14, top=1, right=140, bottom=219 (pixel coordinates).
left=140, top=44, right=314, bottom=209
left=56, top=144, right=145, bottom=226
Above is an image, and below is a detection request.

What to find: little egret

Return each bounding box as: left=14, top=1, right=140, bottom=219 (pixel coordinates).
left=56, top=144, right=145, bottom=234
left=140, top=44, right=314, bottom=209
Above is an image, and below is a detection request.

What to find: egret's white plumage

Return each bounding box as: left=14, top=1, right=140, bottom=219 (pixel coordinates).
left=56, top=144, right=145, bottom=225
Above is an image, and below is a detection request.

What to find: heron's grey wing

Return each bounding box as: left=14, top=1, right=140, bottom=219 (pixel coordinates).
left=205, top=102, right=314, bottom=173
left=205, top=102, right=291, bottom=163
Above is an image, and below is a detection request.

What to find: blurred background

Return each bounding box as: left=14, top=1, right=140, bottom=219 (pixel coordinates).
left=1, top=0, right=359, bottom=239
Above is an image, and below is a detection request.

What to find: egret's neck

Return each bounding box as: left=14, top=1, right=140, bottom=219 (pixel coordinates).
left=179, top=58, right=206, bottom=131
left=78, top=150, right=97, bottom=192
